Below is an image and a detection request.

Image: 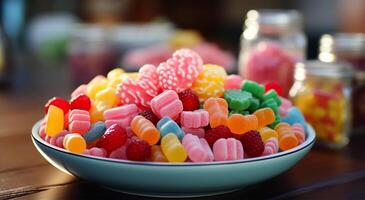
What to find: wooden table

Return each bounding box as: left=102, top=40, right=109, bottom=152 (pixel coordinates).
left=1, top=87, right=365, bottom=200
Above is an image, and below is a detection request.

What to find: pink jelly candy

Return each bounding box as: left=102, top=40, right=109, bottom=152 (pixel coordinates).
left=279, top=97, right=292, bottom=117
left=182, top=134, right=212, bottom=162
left=69, top=109, right=91, bottom=134
left=157, top=49, right=203, bottom=92
left=49, top=130, right=69, bottom=148
left=150, top=90, right=183, bottom=120
left=109, top=146, right=127, bottom=160
left=213, top=138, right=243, bottom=161
left=181, top=127, right=205, bottom=138
left=103, top=104, right=138, bottom=128
left=224, top=75, right=243, bottom=90
left=262, top=137, right=279, bottom=156
left=180, top=110, right=209, bottom=128
left=84, top=147, right=107, bottom=157
left=242, top=42, right=296, bottom=96
left=199, top=138, right=214, bottom=161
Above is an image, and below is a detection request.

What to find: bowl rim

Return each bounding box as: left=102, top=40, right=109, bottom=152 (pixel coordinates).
left=32, top=120, right=315, bottom=167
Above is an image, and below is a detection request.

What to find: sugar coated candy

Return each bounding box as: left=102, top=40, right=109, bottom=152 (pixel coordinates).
left=69, top=109, right=90, bottom=134
left=157, top=49, right=203, bottom=92
left=182, top=134, right=209, bottom=162
left=180, top=109, right=209, bottom=128
left=227, top=114, right=258, bottom=135
left=224, top=90, right=252, bottom=111
left=103, top=104, right=138, bottom=128
left=191, top=64, right=227, bottom=102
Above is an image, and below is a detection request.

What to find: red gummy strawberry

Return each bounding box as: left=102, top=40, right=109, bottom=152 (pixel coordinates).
left=44, top=97, right=70, bottom=114
left=126, top=137, right=151, bottom=161
left=178, top=89, right=200, bottom=111
left=70, top=94, right=91, bottom=111
left=138, top=109, right=159, bottom=125
left=264, top=81, right=283, bottom=96
left=205, top=125, right=233, bottom=147
left=240, top=130, right=264, bottom=157
left=96, top=124, right=127, bottom=155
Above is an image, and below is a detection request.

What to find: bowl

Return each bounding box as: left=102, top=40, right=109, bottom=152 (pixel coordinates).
left=31, top=120, right=315, bottom=198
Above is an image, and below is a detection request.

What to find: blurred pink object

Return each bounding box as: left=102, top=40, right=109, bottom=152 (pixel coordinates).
left=224, top=75, right=243, bottom=90
left=84, top=147, right=107, bottom=157
left=241, top=42, right=296, bottom=96
left=193, top=43, right=235, bottom=71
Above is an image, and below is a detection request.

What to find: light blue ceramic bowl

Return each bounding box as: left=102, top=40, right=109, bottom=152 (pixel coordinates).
left=32, top=120, right=315, bottom=197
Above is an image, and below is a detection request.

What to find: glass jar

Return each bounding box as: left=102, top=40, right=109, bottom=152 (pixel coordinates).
left=290, top=61, right=353, bottom=149
left=68, top=24, right=117, bottom=86
left=238, top=9, right=306, bottom=97
left=319, top=33, right=365, bottom=133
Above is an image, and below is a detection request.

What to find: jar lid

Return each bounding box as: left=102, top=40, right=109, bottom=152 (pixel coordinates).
left=320, top=33, right=365, bottom=57
left=245, top=9, right=303, bottom=31
left=295, top=60, right=353, bottom=80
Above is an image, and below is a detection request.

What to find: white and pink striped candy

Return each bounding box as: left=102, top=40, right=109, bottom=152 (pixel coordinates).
left=182, top=134, right=213, bottom=162
left=279, top=97, right=292, bottom=117
left=69, top=109, right=91, bottom=134
left=262, top=137, right=279, bottom=156
left=180, top=109, right=209, bottom=128
left=213, top=138, right=244, bottom=161
left=181, top=127, right=205, bottom=138
left=150, top=90, right=183, bottom=120
left=292, top=123, right=306, bottom=144
left=103, top=104, right=138, bottom=128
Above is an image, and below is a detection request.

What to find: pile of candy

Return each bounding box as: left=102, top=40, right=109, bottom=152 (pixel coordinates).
left=39, top=48, right=308, bottom=163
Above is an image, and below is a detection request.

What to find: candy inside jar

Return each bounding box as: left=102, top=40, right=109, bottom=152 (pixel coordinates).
left=290, top=61, right=353, bottom=149
left=238, top=9, right=306, bottom=97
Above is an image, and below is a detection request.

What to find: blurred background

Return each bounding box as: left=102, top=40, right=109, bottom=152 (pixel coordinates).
left=0, top=0, right=364, bottom=94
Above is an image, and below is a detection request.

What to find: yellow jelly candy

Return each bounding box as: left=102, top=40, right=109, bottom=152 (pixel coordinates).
left=107, top=78, right=123, bottom=89
left=191, top=64, right=227, bottom=102
left=121, top=73, right=139, bottom=81
left=90, top=103, right=105, bottom=123
left=45, top=105, right=64, bottom=137
left=259, top=127, right=278, bottom=142
left=63, top=133, right=86, bottom=154
left=161, top=133, right=187, bottom=163
left=95, top=87, right=119, bottom=110
left=107, top=68, right=125, bottom=80
left=86, top=75, right=108, bottom=99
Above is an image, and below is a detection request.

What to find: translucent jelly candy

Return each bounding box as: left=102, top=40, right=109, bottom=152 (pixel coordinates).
left=70, top=94, right=91, bottom=111
left=131, top=115, right=160, bottom=145
left=259, top=127, right=278, bottom=142
left=103, top=104, right=138, bottom=128
left=224, top=90, right=253, bottom=111
left=182, top=134, right=212, bottom=162
left=275, top=122, right=299, bottom=151
left=94, top=87, right=119, bottom=111
left=150, top=90, right=183, bottom=120
left=253, top=108, right=276, bottom=129
left=96, top=124, right=127, bottom=155
left=69, top=109, right=91, bottom=134
left=203, top=97, right=229, bottom=128
left=150, top=145, right=167, bottom=162
left=83, top=121, right=106, bottom=144
left=107, top=68, right=125, bottom=80
left=161, top=133, right=187, bottom=162
left=180, top=110, right=209, bottom=129
left=262, top=89, right=282, bottom=106
left=191, top=64, right=227, bottom=102
left=45, top=105, right=64, bottom=137
left=224, top=74, right=243, bottom=90
left=44, top=97, right=70, bottom=114
left=157, top=49, right=203, bottom=92
left=213, top=138, right=243, bottom=161
left=63, top=133, right=87, bottom=154
left=227, top=114, right=258, bottom=135
left=156, top=117, right=185, bottom=140
left=86, top=75, right=108, bottom=100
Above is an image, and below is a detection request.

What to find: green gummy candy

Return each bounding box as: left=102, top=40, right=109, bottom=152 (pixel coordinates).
left=261, top=99, right=278, bottom=114
left=248, top=97, right=260, bottom=113
left=241, top=80, right=265, bottom=98
left=224, top=90, right=252, bottom=111
left=262, top=89, right=282, bottom=106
